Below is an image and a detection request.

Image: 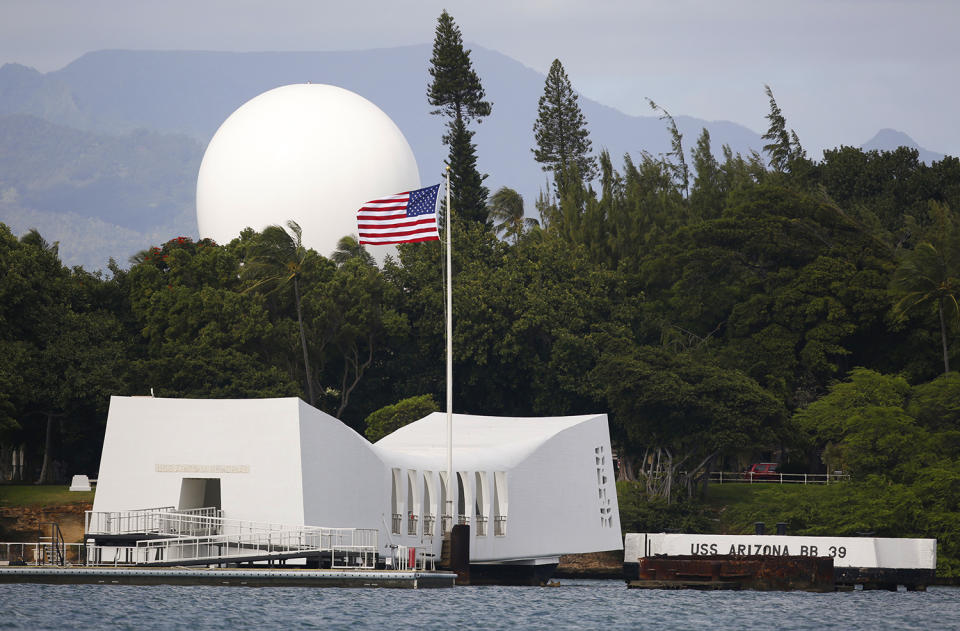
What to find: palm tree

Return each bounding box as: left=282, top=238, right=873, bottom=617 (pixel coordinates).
left=891, top=239, right=960, bottom=374
left=487, top=186, right=538, bottom=243
left=20, top=229, right=59, bottom=258
left=242, top=221, right=316, bottom=405
left=332, top=235, right=375, bottom=267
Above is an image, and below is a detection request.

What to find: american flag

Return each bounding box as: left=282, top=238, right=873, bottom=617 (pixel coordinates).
left=356, top=184, right=441, bottom=245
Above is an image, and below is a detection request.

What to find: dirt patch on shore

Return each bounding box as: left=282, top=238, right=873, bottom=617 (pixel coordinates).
left=0, top=504, right=91, bottom=543
left=555, top=549, right=623, bottom=578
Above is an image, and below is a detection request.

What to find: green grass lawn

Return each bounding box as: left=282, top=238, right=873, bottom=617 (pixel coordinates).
left=704, top=482, right=831, bottom=534
left=0, top=485, right=95, bottom=507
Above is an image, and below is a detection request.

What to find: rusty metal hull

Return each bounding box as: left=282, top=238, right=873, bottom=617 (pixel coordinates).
left=627, top=555, right=836, bottom=592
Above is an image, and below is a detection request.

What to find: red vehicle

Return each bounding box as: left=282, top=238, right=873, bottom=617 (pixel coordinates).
left=746, top=462, right=779, bottom=480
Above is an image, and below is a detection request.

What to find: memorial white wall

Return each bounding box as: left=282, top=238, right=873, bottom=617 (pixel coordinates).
left=94, top=397, right=623, bottom=564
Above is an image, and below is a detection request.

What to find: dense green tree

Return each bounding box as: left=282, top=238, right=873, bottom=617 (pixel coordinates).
left=427, top=10, right=492, bottom=224
left=689, top=128, right=722, bottom=218
left=591, top=342, right=786, bottom=502
left=784, top=368, right=960, bottom=574
left=487, top=186, right=537, bottom=243
left=364, top=394, right=439, bottom=442
left=533, top=58, right=597, bottom=194
left=332, top=235, right=374, bottom=267
left=890, top=203, right=960, bottom=373
left=0, top=226, right=127, bottom=482
left=445, top=117, right=489, bottom=224
left=307, top=256, right=408, bottom=419
left=907, top=372, right=960, bottom=431
left=616, top=481, right=712, bottom=533
left=241, top=221, right=320, bottom=405
left=127, top=235, right=297, bottom=400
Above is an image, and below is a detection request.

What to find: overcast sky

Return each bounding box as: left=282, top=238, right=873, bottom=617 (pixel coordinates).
left=2, top=0, right=958, bottom=158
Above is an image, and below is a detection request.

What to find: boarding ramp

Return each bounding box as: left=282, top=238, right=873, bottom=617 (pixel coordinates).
left=84, top=508, right=377, bottom=568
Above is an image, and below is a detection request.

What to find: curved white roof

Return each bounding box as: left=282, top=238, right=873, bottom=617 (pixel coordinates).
left=373, top=412, right=606, bottom=469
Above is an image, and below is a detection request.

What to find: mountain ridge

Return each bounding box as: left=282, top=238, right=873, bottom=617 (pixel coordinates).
left=0, top=47, right=950, bottom=271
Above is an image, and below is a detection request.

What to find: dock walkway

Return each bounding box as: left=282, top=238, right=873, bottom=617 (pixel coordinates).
left=0, top=566, right=456, bottom=588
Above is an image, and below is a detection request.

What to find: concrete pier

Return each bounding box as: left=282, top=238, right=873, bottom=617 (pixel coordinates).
left=0, top=567, right=456, bottom=588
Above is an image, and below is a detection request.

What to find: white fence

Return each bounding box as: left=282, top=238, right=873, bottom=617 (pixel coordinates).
left=709, top=471, right=851, bottom=485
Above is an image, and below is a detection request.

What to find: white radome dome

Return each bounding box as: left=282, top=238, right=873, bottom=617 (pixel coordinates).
left=196, top=84, right=420, bottom=257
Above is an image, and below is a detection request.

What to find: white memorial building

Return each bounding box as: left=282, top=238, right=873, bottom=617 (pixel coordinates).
left=92, top=396, right=622, bottom=581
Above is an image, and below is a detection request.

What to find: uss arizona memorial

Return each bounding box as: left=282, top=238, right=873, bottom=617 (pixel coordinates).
left=91, top=396, right=623, bottom=579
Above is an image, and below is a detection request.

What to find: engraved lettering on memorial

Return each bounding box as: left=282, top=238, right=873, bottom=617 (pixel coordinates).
left=155, top=464, right=250, bottom=473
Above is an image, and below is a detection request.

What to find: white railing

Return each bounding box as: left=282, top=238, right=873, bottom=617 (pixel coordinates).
left=422, top=515, right=435, bottom=538
left=392, top=545, right=435, bottom=571
left=494, top=516, right=507, bottom=536
left=407, top=514, right=418, bottom=536
left=391, top=513, right=402, bottom=535
left=475, top=515, right=488, bottom=537
left=709, top=471, right=851, bottom=485
left=84, top=506, right=223, bottom=536
left=85, top=506, right=177, bottom=536
left=83, top=507, right=378, bottom=568
left=0, top=542, right=90, bottom=566
left=132, top=526, right=377, bottom=568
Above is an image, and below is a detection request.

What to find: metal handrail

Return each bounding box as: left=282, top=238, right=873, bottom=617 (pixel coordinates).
left=85, top=506, right=177, bottom=535
left=86, top=508, right=333, bottom=540
left=0, top=542, right=89, bottom=566
left=133, top=527, right=378, bottom=567
left=84, top=507, right=378, bottom=568
left=393, top=545, right=435, bottom=571
left=37, top=522, right=65, bottom=566
left=709, top=471, right=852, bottom=485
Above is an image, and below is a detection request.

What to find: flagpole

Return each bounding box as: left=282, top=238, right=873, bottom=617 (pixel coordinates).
left=445, top=165, right=454, bottom=532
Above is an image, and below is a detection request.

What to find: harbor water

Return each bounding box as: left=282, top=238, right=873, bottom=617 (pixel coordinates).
left=1, top=579, right=957, bottom=630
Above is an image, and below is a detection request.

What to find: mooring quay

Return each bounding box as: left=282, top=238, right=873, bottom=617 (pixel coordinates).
left=0, top=566, right=456, bottom=588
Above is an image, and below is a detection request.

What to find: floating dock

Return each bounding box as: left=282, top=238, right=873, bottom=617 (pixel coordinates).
left=0, top=566, right=456, bottom=588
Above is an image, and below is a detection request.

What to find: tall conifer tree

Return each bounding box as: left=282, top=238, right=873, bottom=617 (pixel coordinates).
left=762, top=84, right=804, bottom=173
left=690, top=128, right=722, bottom=218
left=427, top=10, right=492, bottom=224
left=533, top=59, right=597, bottom=194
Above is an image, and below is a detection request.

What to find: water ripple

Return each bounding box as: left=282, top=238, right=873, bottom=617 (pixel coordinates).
left=0, top=580, right=956, bottom=630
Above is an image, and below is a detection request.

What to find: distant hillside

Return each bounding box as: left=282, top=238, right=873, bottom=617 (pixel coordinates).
left=861, top=128, right=944, bottom=164
left=0, top=114, right=202, bottom=269
left=0, top=47, right=767, bottom=269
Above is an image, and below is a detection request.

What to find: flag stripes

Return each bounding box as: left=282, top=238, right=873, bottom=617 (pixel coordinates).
left=356, top=184, right=441, bottom=245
